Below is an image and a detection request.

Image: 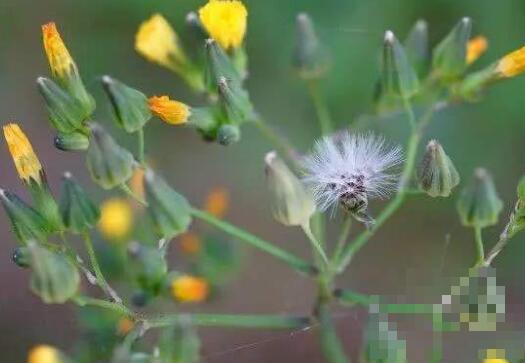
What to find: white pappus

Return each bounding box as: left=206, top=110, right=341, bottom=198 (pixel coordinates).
left=302, top=131, right=403, bottom=225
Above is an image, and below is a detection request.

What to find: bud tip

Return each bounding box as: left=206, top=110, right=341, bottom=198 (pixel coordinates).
left=264, top=151, right=277, bottom=165
left=384, top=30, right=395, bottom=43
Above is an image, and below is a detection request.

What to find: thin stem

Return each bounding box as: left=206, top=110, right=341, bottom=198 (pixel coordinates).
left=317, top=305, right=350, bottom=363
left=335, top=289, right=433, bottom=314
left=306, top=79, right=333, bottom=135
left=253, top=118, right=300, bottom=169
left=72, top=295, right=133, bottom=317
left=484, top=205, right=516, bottom=266
left=331, top=217, right=352, bottom=268
left=474, top=226, right=485, bottom=265
left=82, top=233, right=123, bottom=304
left=190, top=208, right=317, bottom=276
left=302, top=221, right=329, bottom=266
left=120, top=183, right=147, bottom=206
left=137, top=128, right=145, bottom=165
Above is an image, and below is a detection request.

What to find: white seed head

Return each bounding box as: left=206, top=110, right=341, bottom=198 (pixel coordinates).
left=302, top=131, right=403, bottom=213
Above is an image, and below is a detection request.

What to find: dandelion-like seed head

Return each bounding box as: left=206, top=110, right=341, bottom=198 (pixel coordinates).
left=302, top=132, right=402, bottom=220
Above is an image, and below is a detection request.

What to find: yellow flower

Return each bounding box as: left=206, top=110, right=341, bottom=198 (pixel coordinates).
left=171, top=275, right=209, bottom=303
left=179, top=232, right=202, bottom=255
left=3, top=123, right=43, bottom=184
left=483, top=349, right=508, bottom=363
left=204, top=187, right=229, bottom=218
left=97, top=198, right=133, bottom=241
left=27, top=345, right=60, bottom=363
left=42, top=22, right=75, bottom=80
left=148, top=96, right=191, bottom=125
left=495, top=45, right=525, bottom=78
left=199, top=0, right=248, bottom=49
left=117, top=317, right=135, bottom=336
left=135, top=14, right=185, bottom=69
left=466, top=36, right=488, bottom=65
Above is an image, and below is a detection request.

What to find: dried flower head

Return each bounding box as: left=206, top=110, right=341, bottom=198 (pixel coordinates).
left=199, top=0, right=248, bottom=49
left=302, top=132, right=402, bottom=222
left=148, top=95, right=191, bottom=125
left=97, top=198, right=133, bottom=241
left=3, top=123, right=43, bottom=184
left=204, top=187, right=229, bottom=218
left=171, top=275, right=209, bottom=303
left=466, top=36, right=488, bottom=65
left=495, top=45, right=525, bottom=78
left=42, top=22, right=74, bottom=80
left=27, top=345, right=60, bottom=363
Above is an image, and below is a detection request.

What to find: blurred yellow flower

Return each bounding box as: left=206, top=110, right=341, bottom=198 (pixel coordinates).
left=148, top=96, right=191, bottom=125
left=117, top=317, right=135, bottom=336
left=27, top=345, right=60, bottom=363
left=3, top=123, right=43, bottom=184
left=179, top=232, right=202, bottom=255
left=483, top=349, right=508, bottom=363
left=204, top=187, right=229, bottom=218
left=42, top=22, right=74, bottom=80
left=466, top=36, right=488, bottom=65
left=199, top=0, right=248, bottom=49
left=171, top=275, right=209, bottom=303
left=97, top=198, right=133, bottom=241
left=135, top=14, right=185, bottom=69
left=130, top=167, right=145, bottom=201
left=495, top=45, right=525, bottom=78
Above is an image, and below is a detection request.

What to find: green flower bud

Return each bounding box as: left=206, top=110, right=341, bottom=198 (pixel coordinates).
left=27, top=178, right=63, bottom=233
left=382, top=30, right=419, bottom=99
left=144, top=169, right=192, bottom=239
left=158, top=322, right=201, bottom=363
left=0, top=188, right=49, bottom=244
left=128, top=242, right=168, bottom=292
left=59, top=172, right=100, bottom=234
left=12, top=246, right=30, bottom=268
left=417, top=140, right=460, bottom=197
left=264, top=151, right=315, bottom=226
left=218, top=76, right=253, bottom=125
left=292, top=13, right=329, bottom=80
left=54, top=130, right=90, bottom=151
left=187, top=107, right=219, bottom=137
left=28, top=241, right=80, bottom=304
left=37, top=76, right=89, bottom=133
left=205, top=38, right=241, bottom=89
left=86, top=124, right=134, bottom=189
left=432, top=17, right=472, bottom=81
left=217, top=124, right=241, bottom=145
left=404, top=19, right=429, bottom=76
left=101, top=75, right=152, bottom=133
left=457, top=168, right=503, bottom=228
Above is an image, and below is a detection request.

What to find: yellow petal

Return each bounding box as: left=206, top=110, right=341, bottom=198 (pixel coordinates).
left=466, top=36, right=488, bottom=65
left=204, top=187, right=229, bottom=218
left=3, top=123, right=42, bottom=184
left=97, top=198, right=133, bottom=241
left=27, top=345, right=60, bottom=363
left=171, top=275, right=209, bottom=303
left=199, top=0, right=248, bottom=49
left=148, top=95, right=191, bottom=125
left=483, top=349, right=509, bottom=363
left=495, top=45, right=525, bottom=78
left=42, top=22, right=75, bottom=80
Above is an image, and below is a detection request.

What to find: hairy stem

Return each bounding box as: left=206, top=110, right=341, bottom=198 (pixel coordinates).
left=73, top=295, right=133, bottom=317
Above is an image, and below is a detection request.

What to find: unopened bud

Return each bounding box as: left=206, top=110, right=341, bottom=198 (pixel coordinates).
left=404, top=19, right=429, bottom=76
left=129, top=243, right=167, bottom=292
left=205, top=38, right=242, bottom=89
left=54, top=130, right=90, bottom=151
left=217, top=124, right=241, bottom=145
left=417, top=140, right=460, bottom=197
left=292, top=13, right=329, bottom=80
left=12, top=246, right=30, bottom=268
left=218, top=77, right=253, bottom=125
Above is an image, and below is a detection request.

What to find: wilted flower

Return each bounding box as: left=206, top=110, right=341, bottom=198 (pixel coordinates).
left=495, top=45, right=525, bottom=78
left=3, top=123, right=43, bottom=184
left=97, top=198, right=133, bottom=241
left=198, top=0, right=248, bottom=50
left=204, top=187, right=229, bottom=218
left=27, top=345, right=63, bottom=363
left=148, top=96, right=191, bottom=125
left=303, top=132, right=402, bottom=221
left=467, top=36, right=488, bottom=65
left=171, top=275, right=209, bottom=303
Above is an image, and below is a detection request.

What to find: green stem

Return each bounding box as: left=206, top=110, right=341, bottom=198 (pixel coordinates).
left=335, top=289, right=433, bottom=314
left=331, top=217, right=352, bottom=268
left=317, top=305, right=350, bottom=363
left=72, top=295, right=133, bottom=317
left=190, top=208, right=317, bottom=276
left=137, top=128, right=145, bottom=165
left=474, top=226, right=485, bottom=265
left=254, top=118, right=299, bottom=169
left=302, top=221, right=329, bottom=266
left=307, top=79, right=334, bottom=135
left=145, top=313, right=311, bottom=330
left=82, top=233, right=122, bottom=304
left=120, top=183, right=147, bottom=206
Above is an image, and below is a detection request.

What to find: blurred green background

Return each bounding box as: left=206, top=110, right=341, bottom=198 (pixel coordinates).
left=2, top=0, right=525, bottom=362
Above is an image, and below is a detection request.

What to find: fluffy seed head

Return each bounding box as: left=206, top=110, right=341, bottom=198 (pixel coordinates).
left=302, top=131, right=403, bottom=213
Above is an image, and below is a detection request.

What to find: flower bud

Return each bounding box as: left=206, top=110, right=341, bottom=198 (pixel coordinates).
left=144, top=169, right=192, bottom=239
left=432, top=17, right=472, bottom=80
left=217, top=124, right=241, bottom=146
left=264, top=151, right=315, bottom=226
left=382, top=30, right=419, bottom=99
left=292, top=13, right=329, bottom=80
left=205, top=38, right=242, bottom=88
left=466, top=36, right=488, bottom=65
left=170, top=274, right=209, bottom=303
left=3, top=123, right=43, bottom=185
left=28, top=242, right=80, bottom=303
left=148, top=95, right=191, bottom=125
left=102, top=76, right=152, bottom=132
left=54, top=130, right=90, bottom=151
left=494, top=45, right=525, bottom=79
left=417, top=140, right=460, bottom=197
left=404, top=19, right=429, bottom=76
left=457, top=168, right=503, bottom=228
left=59, top=172, right=99, bottom=234
left=86, top=124, right=134, bottom=189
left=27, top=181, right=63, bottom=233
left=97, top=198, right=133, bottom=241
left=129, top=242, right=167, bottom=292
left=12, top=246, right=30, bottom=267
left=0, top=189, right=49, bottom=244
left=28, top=345, right=70, bottom=363
left=158, top=322, right=201, bottom=363
left=218, top=76, right=253, bottom=125
left=198, top=0, right=247, bottom=50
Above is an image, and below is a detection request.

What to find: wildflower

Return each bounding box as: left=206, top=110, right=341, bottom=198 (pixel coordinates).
left=467, top=36, right=488, bottom=65
left=179, top=232, right=202, bottom=255
left=27, top=345, right=61, bottom=363
left=148, top=96, right=191, bottom=125
left=42, top=22, right=74, bottom=81
left=135, top=14, right=186, bottom=69
left=495, top=45, right=525, bottom=78
left=117, top=317, right=135, bottom=336
left=302, top=132, right=402, bottom=224
left=97, top=198, right=133, bottom=241
left=204, top=187, right=229, bottom=218
left=171, top=275, right=209, bottom=303
left=3, top=123, right=42, bottom=184
left=198, top=0, right=248, bottom=50
left=483, top=349, right=508, bottom=363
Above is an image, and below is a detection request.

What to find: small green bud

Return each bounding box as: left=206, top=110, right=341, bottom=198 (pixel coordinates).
left=0, top=188, right=49, bottom=244
left=101, top=75, right=152, bottom=133
left=187, top=107, right=219, bottom=136
left=404, top=19, right=429, bottom=76
left=27, top=178, right=63, bottom=233
left=382, top=30, right=420, bottom=99
left=432, top=17, right=472, bottom=81
left=37, top=76, right=89, bottom=133
left=292, top=13, right=329, bottom=80
left=218, top=76, right=253, bottom=125
left=144, top=169, right=192, bottom=239
left=128, top=242, right=168, bottom=292
left=158, top=323, right=201, bottom=363
left=217, top=124, right=241, bottom=145
left=86, top=123, right=135, bottom=189
left=264, top=151, right=316, bottom=226
left=12, top=246, right=30, bottom=268
left=457, top=168, right=503, bottom=228
left=417, top=140, right=460, bottom=197
left=54, top=130, right=90, bottom=151
left=28, top=241, right=80, bottom=303
left=205, top=38, right=242, bottom=89
left=59, top=172, right=100, bottom=234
